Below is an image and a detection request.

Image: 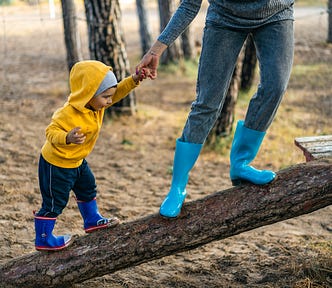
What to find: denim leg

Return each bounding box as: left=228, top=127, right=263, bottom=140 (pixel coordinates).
left=180, top=22, right=248, bottom=144
left=245, top=20, right=294, bottom=131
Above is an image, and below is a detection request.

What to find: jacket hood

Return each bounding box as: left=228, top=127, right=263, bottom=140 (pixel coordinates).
left=68, top=60, right=113, bottom=112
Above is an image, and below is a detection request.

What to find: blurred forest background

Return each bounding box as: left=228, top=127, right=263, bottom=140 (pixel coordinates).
left=0, top=0, right=331, bottom=287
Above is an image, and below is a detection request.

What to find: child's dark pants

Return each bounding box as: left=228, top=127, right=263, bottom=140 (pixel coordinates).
left=36, top=155, right=97, bottom=217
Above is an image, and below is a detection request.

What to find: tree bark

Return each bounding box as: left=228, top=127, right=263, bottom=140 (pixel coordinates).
left=328, top=0, right=332, bottom=43
left=180, top=0, right=193, bottom=60
left=1, top=160, right=331, bottom=288
left=61, top=0, right=82, bottom=71
left=84, top=0, right=136, bottom=115
left=181, top=27, right=193, bottom=60
left=157, top=0, right=182, bottom=65
left=241, top=34, right=257, bottom=90
left=136, top=0, right=152, bottom=56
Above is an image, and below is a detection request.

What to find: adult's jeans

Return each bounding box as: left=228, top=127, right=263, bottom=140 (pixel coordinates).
left=180, top=20, right=294, bottom=144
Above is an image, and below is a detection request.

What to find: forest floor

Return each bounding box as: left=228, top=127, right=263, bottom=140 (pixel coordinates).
left=0, top=2, right=331, bottom=288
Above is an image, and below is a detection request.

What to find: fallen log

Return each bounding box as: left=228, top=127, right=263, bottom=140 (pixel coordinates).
left=0, top=160, right=331, bottom=288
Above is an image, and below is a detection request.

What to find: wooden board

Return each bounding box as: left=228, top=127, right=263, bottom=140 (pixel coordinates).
left=294, top=135, right=332, bottom=162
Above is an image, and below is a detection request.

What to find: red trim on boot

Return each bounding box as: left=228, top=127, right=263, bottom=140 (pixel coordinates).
left=35, top=240, right=71, bottom=251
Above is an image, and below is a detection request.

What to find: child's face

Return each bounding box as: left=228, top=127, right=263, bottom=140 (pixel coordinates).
left=87, top=87, right=117, bottom=111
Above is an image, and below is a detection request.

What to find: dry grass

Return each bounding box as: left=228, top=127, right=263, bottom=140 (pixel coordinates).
left=0, top=2, right=331, bottom=288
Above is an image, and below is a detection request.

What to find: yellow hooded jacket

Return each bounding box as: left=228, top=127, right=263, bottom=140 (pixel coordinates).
left=41, top=60, right=139, bottom=168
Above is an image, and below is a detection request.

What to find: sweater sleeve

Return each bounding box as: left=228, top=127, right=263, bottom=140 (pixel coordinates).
left=45, top=106, right=73, bottom=146
left=158, top=0, right=202, bottom=46
left=45, top=122, right=68, bottom=146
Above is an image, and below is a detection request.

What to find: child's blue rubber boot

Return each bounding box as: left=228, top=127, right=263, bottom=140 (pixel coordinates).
left=77, top=198, right=120, bottom=233
left=230, top=120, right=276, bottom=186
left=160, top=139, right=203, bottom=218
left=34, top=215, right=71, bottom=251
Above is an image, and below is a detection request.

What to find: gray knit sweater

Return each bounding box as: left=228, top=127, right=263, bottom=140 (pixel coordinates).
left=158, top=0, right=294, bottom=46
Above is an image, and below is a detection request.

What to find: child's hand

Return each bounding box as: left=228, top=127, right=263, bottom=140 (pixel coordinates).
left=66, top=127, right=86, bottom=144
left=132, top=68, right=148, bottom=83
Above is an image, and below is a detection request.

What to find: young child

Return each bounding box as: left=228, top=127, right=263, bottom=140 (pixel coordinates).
left=34, top=60, right=146, bottom=251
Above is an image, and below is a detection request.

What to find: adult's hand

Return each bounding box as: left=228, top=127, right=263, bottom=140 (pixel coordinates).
left=136, top=52, right=160, bottom=80
left=136, top=41, right=167, bottom=80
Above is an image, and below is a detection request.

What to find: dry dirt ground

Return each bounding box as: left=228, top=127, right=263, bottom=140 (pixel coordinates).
left=0, top=2, right=331, bottom=288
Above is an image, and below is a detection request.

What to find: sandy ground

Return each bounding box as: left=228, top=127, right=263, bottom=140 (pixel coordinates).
left=0, top=2, right=331, bottom=287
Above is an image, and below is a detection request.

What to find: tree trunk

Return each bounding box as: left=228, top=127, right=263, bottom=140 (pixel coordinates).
left=61, top=0, right=82, bottom=71
left=157, top=0, right=182, bottom=65
left=328, top=0, right=332, bottom=43
left=181, top=27, right=193, bottom=60
left=241, top=34, right=257, bottom=90
left=84, top=0, right=136, bottom=115
left=207, top=47, right=245, bottom=143
left=180, top=0, right=193, bottom=60
left=1, top=160, right=331, bottom=288
left=136, top=0, right=152, bottom=56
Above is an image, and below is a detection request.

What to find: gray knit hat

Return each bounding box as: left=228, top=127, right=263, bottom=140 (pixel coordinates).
left=94, top=71, right=118, bottom=96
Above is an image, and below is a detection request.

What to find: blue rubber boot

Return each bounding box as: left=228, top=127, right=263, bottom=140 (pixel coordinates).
left=34, top=215, right=71, bottom=251
left=77, top=198, right=120, bottom=233
left=160, top=139, right=203, bottom=218
left=230, top=120, right=276, bottom=186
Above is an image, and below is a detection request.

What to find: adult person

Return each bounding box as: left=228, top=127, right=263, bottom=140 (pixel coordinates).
left=136, top=0, right=294, bottom=218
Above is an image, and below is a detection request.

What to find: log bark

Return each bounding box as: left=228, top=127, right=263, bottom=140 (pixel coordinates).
left=1, top=160, right=331, bottom=288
